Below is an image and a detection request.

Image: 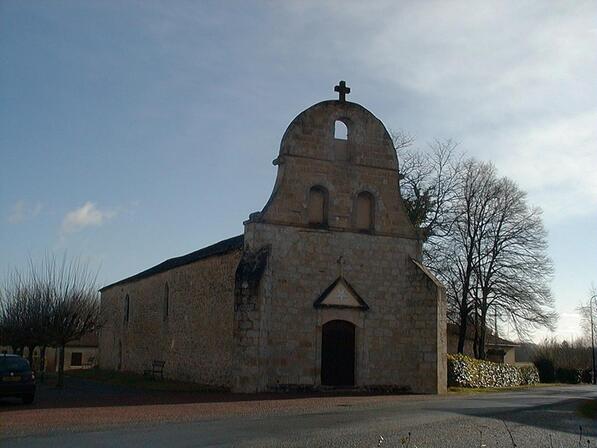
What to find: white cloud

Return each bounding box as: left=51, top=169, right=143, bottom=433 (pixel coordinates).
left=491, top=111, right=597, bottom=222
left=7, top=200, right=42, bottom=224
left=61, top=202, right=116, bottom=234
left=8, top=201, right=26, bottom=224
left=327, top=1, right=597, bottom=222
left=348, top=2, right=595, bottom=102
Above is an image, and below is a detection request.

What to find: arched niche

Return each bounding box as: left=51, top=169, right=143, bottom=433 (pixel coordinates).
left=355, top=191, right=375, bottom=232
left=307, top=185, right=329, bottom=227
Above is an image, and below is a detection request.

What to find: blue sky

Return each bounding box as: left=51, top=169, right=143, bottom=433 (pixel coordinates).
left=1, top=1, right=595, bottom=341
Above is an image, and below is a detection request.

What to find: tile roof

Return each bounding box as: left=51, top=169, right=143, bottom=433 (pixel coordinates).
left=99, top=235, right=244, bottom=292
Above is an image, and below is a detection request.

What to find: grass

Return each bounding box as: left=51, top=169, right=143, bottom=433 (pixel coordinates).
left=448, top=383, right=569, bottom=395
left=65, top=368, right=229, bottom=393
left=577, top=399, right=597, bottom=419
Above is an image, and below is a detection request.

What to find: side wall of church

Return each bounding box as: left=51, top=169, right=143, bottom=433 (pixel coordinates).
left=99, top=249, right=242, bottom=387
left=235, top=223, right=447, bottom=394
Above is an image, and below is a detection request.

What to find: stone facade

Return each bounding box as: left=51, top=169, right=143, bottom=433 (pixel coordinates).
left=99, top=91, right=447, bottom=394
left=99, top=241, right=242, bottom=386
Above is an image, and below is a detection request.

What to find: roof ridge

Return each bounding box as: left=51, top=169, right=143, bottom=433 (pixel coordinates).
left=100, top=234, right=244, bottom=292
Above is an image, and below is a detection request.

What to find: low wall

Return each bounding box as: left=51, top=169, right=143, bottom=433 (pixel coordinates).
left=448, top=354, right=539, bottom=388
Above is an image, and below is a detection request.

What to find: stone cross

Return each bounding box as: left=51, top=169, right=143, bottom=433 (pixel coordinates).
left=334, top=80, right=350, bottom=102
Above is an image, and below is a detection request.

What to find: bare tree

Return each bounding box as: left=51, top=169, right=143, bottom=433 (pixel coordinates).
left=0, top=255, right=101, bottom=387
left=577, top=285, right=597, bottom=383
left=0, top=276, right=29, bottom=355
left=394, top=131, right=462, bottom=240
left=473, top=177, right=556, bottom=357
left=0, top=265, right=52, bottom=364
left=395, top=134, right=477, bottom=352
left=578, top=285, right=597, bottom=342
left=42, top=256, right=101, bottom=387
left=395, top=135, right=556, bottom=356
left=447, top=160, right=501, bottom=353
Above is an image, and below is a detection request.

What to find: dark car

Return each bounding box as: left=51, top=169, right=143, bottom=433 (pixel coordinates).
left=0, top=354, right=36, bottom=404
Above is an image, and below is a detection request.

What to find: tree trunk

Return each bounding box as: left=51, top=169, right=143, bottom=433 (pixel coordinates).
left=57, top=345, right=65, bottom=388
left=473, top=309, right=479, bottom=359
left=40, top=346, right=47, bottom=383
left=457, top=313, right=467, bottom=353
left=457, top=280, right=470, bottom=353
left=478, top=308, right=488, bottom=360
left=27, top=345, right=35, bottom=366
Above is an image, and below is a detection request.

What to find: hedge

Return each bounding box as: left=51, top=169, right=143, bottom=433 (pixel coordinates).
left=448, top=354, right=540, bottom=388
left=534, top=357, right=556, bottom=383
left=533, top=356, right=592, bottom=384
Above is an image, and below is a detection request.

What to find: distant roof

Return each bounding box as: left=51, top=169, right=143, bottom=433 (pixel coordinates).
left=447, top=322, right=518, bottom=346
left=100, top=235, right=244, bottom=292
left=66, top=332, right=99, bottom=347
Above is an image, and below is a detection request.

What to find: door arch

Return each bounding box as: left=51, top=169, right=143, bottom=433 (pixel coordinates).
left=321, top=320, right=355, bottom=386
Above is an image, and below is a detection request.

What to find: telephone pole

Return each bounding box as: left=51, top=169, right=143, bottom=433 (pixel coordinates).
left=590, top=294, right=596, bottom=385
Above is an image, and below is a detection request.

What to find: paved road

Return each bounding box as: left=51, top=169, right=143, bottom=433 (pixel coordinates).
left=1, top=384, right=595, bottom=447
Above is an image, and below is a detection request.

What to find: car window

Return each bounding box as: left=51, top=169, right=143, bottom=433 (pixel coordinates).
left=0, top=357, right=30, bottom=372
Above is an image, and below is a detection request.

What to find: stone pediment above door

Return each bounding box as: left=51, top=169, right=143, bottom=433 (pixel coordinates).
left=313, top=277, right=369, bottom=311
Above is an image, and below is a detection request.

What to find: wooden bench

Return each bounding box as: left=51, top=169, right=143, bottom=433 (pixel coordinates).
left=144, top=360, right=165, bottom=380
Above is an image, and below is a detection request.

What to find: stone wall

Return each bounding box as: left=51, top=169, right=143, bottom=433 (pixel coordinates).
left=234, top=222, right=447, bottom=394
left=98, top=96, right=447, bottom=395
left=234, top=101, right=446, bottom=393
left=260, top=101, right=417, bottom=240
left=231, top=99, right=447, bottom=394
left=99, top=248, right=242, bottom=387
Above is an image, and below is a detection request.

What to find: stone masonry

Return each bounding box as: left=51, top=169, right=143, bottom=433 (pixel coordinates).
left=99, top=238, right=243, bottom=386
left=99, top=84, right=447, bottom=394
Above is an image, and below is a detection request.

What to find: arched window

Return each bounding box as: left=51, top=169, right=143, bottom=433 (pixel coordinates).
left=308, top=186, right=328, bottom=227
left=163, top=283, right=169, bottom=322
left=355, top=191, right=375, bottom=232
left=124, top=294, right=130, bottom=324
left=334, top=120, right=348, bottom=140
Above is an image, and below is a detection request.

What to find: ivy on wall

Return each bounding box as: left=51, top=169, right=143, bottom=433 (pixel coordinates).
left=448, top=354, right=540, bottom=388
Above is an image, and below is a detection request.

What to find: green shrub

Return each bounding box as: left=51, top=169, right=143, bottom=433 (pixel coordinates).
left=448, top=354, right=540, bottom=388
left=534, top=357, right=555, bottom=383
left=580, top=368, right=592, bottom=384
left=519, top=365, right=541, bottom=385
left=555, top=367, right=581, bottom=384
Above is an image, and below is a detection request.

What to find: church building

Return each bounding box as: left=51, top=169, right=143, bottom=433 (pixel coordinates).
left=98, top=82, right=447, bottom=394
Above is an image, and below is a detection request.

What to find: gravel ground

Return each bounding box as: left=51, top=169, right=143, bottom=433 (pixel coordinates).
left=1, top=380, right=595, bottom=447
left=0, top=378, right=435, bottom=436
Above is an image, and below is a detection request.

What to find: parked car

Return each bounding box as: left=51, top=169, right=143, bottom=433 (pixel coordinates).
left=0, top=354, right=36, bottom=404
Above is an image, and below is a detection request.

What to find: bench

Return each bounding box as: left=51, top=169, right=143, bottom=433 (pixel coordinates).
left=144, top=360, right=165, bottom=380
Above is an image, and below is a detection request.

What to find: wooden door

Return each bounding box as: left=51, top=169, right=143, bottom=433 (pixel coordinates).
left=321, top=320, right=355, bottom=386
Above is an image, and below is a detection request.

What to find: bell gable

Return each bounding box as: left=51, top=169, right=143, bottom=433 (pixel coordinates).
left=251, top=87, right=418, bottom=239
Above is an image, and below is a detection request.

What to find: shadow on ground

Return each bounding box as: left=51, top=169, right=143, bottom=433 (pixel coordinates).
left=0, top=377, right=410, bottom=411
left=428, top=391, right=597, bottom=438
